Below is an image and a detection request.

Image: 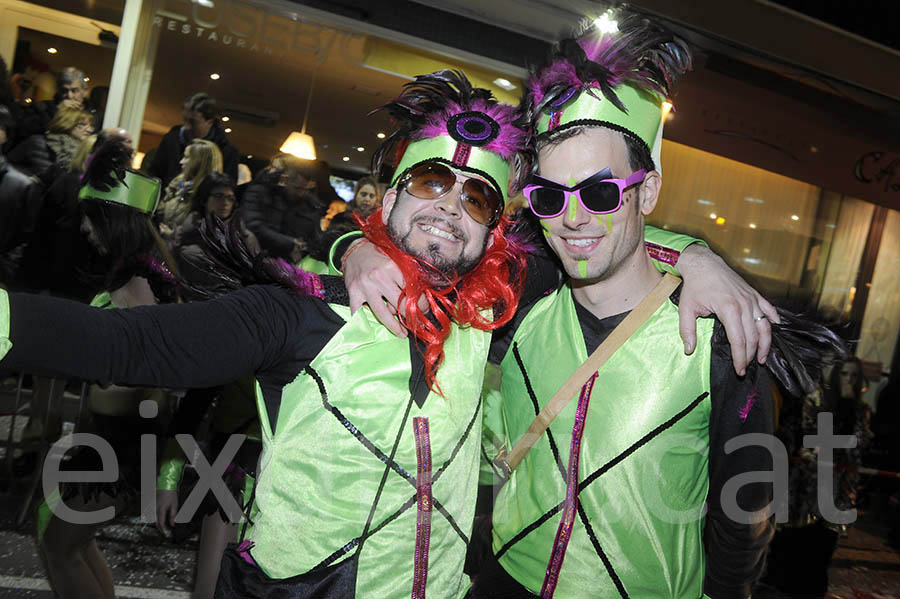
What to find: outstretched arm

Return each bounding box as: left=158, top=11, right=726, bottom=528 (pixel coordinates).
left=0, top=285, right=307, bottom=387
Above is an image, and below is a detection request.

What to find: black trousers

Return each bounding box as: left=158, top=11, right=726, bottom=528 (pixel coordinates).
left=214, top=547, right=358, bottom=599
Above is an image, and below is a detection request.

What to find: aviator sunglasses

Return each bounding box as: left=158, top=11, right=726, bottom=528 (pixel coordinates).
left=397, top=162, right=503, bottom=227
left=523, top=169, right=647, bottom=219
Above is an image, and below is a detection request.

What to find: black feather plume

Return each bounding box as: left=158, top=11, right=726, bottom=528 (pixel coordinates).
left=81, top=139, right=133, bottom=193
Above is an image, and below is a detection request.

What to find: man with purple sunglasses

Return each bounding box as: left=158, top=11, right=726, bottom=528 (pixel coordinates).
left=469, top=13, right=778, bottom=599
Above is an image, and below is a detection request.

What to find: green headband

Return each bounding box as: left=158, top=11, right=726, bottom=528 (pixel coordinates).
left=391, top=136, right=510, bottom=201
left=536, top=82, right=664, bottom=152
left=78, top=170, right=161, bottom=214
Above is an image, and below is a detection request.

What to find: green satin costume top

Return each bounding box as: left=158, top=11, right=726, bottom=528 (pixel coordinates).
left=247, top=303, right=489, bottom=598
left=484, top=282, right=715, bottom=598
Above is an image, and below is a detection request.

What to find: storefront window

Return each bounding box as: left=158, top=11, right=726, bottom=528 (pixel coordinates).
left=857, top=208, right=900, bottom=371
left=11, top=26, right=115, bottom=104
left=140, top=0, right=521, bottom=173
left=651, top=140, right=828, bottom=299
left=816, top=196, right=873, bottom=320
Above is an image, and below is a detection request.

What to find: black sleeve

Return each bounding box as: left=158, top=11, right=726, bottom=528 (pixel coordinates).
left=222, top=144, right=240, bottom=183
left=4, top=284, right=326, bottom=390
left=520, top=251, right=562, bottom=308
left=242, top=184, right=295, bottom=258
left=487, top=252, right=562, bottom=365
left=148, top=128, right=179, bottom=187
left=704, top=323, right=776, bottom=599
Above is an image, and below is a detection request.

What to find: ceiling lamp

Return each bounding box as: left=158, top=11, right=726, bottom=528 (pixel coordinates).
left=280, top=59, right=322, bottom=160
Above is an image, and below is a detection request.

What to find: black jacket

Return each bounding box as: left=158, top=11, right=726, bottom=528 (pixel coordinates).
left=0, top=156, right=43, bottom=282
left=148, top=120, right=239, bottom=187
left=241, top=178, right=325, bottom=260
left=6, top=134, right=55, bottom=184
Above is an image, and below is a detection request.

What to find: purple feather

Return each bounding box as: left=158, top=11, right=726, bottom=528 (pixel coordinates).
left=528, top=11, right=692, bottom=119
left=416, top=99, right=526, bottom=160
left=263, top=258, right=325, bottom=300
left=371, top=69, right=528, bottom=172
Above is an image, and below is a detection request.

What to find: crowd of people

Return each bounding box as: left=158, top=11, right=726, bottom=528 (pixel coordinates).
left=0, top=8, right=888, bottom=599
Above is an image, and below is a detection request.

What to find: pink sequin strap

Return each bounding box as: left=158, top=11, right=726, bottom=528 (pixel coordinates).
left=548, top=110, right=562, bottom=131
left=236, top=539, right=257, bottom=566
left=412, top=417, right=433, bottom=599
left=452, top=142, right=472, bottom=167
left=540, top=372, right=598, bottom=598
left=645, top=241, right=680, bottom=267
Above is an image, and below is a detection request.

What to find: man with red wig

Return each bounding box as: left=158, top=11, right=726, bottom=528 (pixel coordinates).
left=0, top=71, right=598, bottom=598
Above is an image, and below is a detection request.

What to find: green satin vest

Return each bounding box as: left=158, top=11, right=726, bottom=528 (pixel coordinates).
left=486, top=282, right=714, bottom=598
left=247, top=304, right=489, bottom=598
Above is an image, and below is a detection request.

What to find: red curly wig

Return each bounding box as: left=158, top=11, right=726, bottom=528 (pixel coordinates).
left=359, top=209, right=527, bottom=394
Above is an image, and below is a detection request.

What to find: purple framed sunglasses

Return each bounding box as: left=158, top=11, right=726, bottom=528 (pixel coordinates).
left=522, top=169, right=647, bottom=219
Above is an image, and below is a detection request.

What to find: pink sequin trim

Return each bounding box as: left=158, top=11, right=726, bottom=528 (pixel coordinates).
left=412, top=417, right=433, bottom=599
left=739, top=390, right=758, bottom=422
left=548, top=110, right=562, bottom=131
left=645, top=242, right=680, bottom=266
left=540, top=372, right=598, bottom=598
left=451, top=142, right=472, bottom=167
left=236, top=539, right=257, bottom=566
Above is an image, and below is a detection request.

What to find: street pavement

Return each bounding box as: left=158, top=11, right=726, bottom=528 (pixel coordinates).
left=0, top=403, right=898, bottom=598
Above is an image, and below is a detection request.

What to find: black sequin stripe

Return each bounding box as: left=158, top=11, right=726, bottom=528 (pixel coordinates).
left=310, top=538, right=361, bottom=572
left=516, top=340, right=628, bottom=596
left=512, top=343, right=566, bottom=478
left=497, top=392, right=709, bottom=559
left=577, top=392, right=709, bottom=493
left=496, top=504, right=563, bottom=559
left=576, top=503, right=629, bottom=598
left=312, top=486, right=474, bottom=573
left=306, top=366, right=416, bottom=559
left=311, top=366, right=416, bottom=486
left=432, top=394, right=481, bottom=482
left=537, top=119, right=652, bottom=164
left=305, top=365, right=471, bottom=570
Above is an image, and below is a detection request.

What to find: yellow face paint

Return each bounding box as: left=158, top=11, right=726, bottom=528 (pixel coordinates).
left=577, top=260, right=588, bottom=278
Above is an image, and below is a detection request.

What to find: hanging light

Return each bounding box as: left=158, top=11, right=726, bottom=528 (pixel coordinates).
left=281, top=132, right=317, bottom=161
left=280, top=60, right=321, bottom=160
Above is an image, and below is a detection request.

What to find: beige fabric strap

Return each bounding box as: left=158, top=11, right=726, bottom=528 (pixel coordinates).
left=495, top=273, right=682, bottom=476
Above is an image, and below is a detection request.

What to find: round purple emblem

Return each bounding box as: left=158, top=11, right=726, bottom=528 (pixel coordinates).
left=447, top=111, right=500, bottom=147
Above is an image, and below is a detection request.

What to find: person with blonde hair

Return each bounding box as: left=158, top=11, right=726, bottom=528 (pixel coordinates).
left=8, top=104, right=93, bottom=182
left=158, top=139, right=223, bottom=241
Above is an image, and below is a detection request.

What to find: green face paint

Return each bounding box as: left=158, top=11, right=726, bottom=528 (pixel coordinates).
left=577, top=260, right=588, bottom=278
left=593, top=212, right=612, bottom=233
left=563, top=176, right=579, bottom=220
left=567, top=192, right=578, bottom=221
